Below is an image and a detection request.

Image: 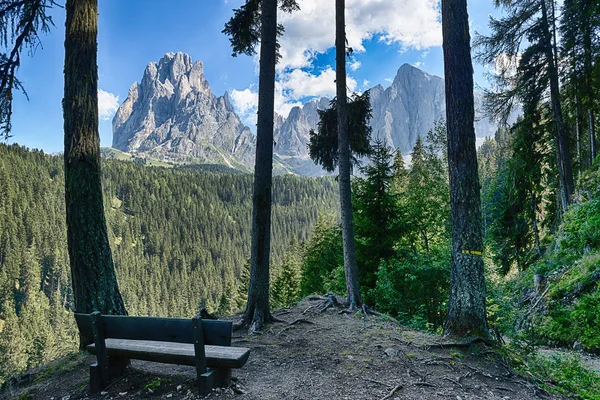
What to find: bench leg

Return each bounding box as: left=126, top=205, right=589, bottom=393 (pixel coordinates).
left=89, top=358, right=129, bottom=394
left=89, top=363, right=102, bottom=394
left=197, top=369, right=216, bottom=396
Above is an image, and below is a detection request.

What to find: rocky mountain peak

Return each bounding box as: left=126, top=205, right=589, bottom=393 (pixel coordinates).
left=112, top=52, right=255, bottom=168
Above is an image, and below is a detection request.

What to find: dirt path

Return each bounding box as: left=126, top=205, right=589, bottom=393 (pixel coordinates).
left=1, top=298, right=565, bottom=400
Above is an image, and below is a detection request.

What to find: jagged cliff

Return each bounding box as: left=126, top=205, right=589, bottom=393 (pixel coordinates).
left=112, top=52, right=256, bottom=170
left=112, top=54, right=499, bottom=176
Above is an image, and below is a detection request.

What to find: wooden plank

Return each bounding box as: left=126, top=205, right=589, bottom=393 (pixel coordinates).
left=74, top=313, right=94, bottom=345
left=91, top=312, right=109, bottom=390
left=98, top=315, right=233, bottom=346
left=87, top=339, right=250, bottom=369
left=192, top=315, right=208, bottom=391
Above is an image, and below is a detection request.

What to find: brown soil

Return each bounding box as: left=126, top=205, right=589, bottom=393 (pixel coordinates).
left=1, top=298, right=565, bottom=400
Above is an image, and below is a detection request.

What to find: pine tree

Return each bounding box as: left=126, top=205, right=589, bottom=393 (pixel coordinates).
left=223, top=0, right=299, bottom=332
left=475, top=0, right=574, bottom=210
left=63, top=0, right=127, bottom=322
left=442, top=0, right=489, bottom=338
left=0, top=0, right=58, bottom=138
left=353, top=139, right=399, bottom=292
left=271, top=242, right=301, bottom=308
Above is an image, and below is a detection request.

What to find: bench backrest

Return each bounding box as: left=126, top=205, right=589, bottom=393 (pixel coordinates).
left=74, top=313, right=232, bottom=346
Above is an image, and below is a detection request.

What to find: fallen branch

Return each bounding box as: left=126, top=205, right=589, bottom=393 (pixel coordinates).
left=495, top=386, right=515, bottom=393
left=380, top=384, right=403, bottom=400
left=304, top=327, right=332, bottom=335
left=443, top=377, right=463, bottom=389
left=362, top=377, right=393, bottom=388
left=288, top=318, right=315, bottom=326
left=414, top=382, right=435, bottom=388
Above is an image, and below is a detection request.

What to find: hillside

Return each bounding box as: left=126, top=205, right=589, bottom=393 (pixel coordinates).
left=0, top=298, right=570, bottom=400
left=0, top=144, right=338, bottom=382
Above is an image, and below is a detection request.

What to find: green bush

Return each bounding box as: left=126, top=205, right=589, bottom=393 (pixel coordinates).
left=520, top=354, right=600, bottom=399
left=372, top=249, right=450, bottom=328
left=540, top=288, right=600, bottom=350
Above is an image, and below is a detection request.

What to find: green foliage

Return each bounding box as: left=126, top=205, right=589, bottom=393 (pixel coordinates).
left=353, top=139, right=401, bottom=293
left=299, top=215, right=343, bottom=296
left=517, top=354, right=600, bottom=399
left=373, top=249, right=450, bottom=328
left=308, top=91, right=373, bottom=173
left=222, top=0, right=299, bottom=62
left=0, top=143, right=338, bottom=382
left=271, top=241, right=302, bottom=308
left=404, top=131, right=450, bottom=253
left=0, top=0, right=59, bottom=138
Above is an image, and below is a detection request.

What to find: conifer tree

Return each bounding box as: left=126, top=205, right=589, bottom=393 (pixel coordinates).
left=335, top=0, right=361, bottom=309
left=63, top=0, right=126, bottom=319
left=442, top=0, right=489, bottom=338
left=0, top=0, right=58, bottom=138
left=561, top=0, right=599, bottom=165
left=223, top=0, right=299, bottom=331
left=476, top=0, right=574, bottom=210
left=353, top=139, right=398, bottom=291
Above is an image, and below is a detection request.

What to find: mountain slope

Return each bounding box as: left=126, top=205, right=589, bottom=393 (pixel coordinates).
left=112, top=52, right=256, bottom=168
left=112, top=54, right=501, bottom=176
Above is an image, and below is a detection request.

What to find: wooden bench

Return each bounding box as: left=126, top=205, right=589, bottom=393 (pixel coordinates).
left=74, top=312, right=250, bottom=395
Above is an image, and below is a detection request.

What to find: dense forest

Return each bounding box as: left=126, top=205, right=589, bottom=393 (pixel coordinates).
left=0, top=143, right=338, bottom=381
left=1, top=0, right=600, bottom=397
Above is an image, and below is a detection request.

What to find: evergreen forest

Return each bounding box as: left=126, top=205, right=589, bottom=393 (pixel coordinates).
left=0, top=143, right=338, bottom=380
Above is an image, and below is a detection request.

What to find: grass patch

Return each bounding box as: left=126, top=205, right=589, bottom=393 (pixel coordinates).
left=519, top=354, right=600, bottom=400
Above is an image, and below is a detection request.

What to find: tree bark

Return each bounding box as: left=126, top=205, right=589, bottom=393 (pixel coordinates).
left=63, top=0, right=127, bottom=325
left=541, top=0, right=574, bottom=209
left=575, top=91, right=583, bottom=176
left=532, top=192, right=542, bottom=257
left=441, top=0, right=489, bottom=338
left=583, top=18, right=597, bottom=162
left=244, top=0, right=277, bottom=331
left=336, top=0, right=362, bottom=309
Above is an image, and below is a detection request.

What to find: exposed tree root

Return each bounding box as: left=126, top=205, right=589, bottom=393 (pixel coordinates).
left=303, top=293, right=341, bottom=314
left=379, top=383, right=403, bottom=400
left=428, top=337, right=494, bottom=349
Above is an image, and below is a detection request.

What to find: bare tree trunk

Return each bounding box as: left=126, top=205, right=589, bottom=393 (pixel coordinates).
left=441, top=0, right=489, bottom=338
left=583, top=22, right=597, bottom=162
left=575, top=92, right=583, bottom=177
left=532, top=193, right=542, bottom=257
left=541, top=0, right=574, bottom=209
left=244, top=0, right=277, bottom=332
left=336, top=0, right=362, bottom=309
left=63, top=0, right=127, bottom=346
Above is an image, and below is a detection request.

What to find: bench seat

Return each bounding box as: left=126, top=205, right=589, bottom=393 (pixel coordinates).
left=87, top=339, right=250, bottom=368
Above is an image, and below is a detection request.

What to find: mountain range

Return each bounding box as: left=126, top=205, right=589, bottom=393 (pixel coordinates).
left=112, top=52, right=499, bottom=176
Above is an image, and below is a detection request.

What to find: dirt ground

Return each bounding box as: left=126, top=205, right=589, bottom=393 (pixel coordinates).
left=1, top=298, right=567, bottom=400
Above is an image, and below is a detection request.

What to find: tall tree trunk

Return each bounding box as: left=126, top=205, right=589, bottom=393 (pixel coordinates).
left=575, top=91, right=583, bottom=177
left=583, top=21, right=597, bottom=162
left=244, top=0, right=277, bottom=332
left=336, top=0, right=362, bottom=309
left=532, top=192, right=542, bottom=257
left=541, top=0, right=574, bottom=209
left=63, top=0, right=126, bottom=328
left=441, top=0, right=488, bottom=338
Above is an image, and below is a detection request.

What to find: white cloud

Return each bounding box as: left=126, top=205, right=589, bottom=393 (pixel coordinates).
left=282, top=67, right=357, bottom=100
left=98, top=89, right=119, bottom=121
left=349, top=60, right=361, bottom=71
left=231, top=0, right=442, bottom=123
left=277, top=0, right=442, bottom=70
left=413, top=61, right=424, bottom=68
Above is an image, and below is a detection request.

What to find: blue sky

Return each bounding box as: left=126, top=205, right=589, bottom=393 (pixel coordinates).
left=6, top=0, right=498, bottom=154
